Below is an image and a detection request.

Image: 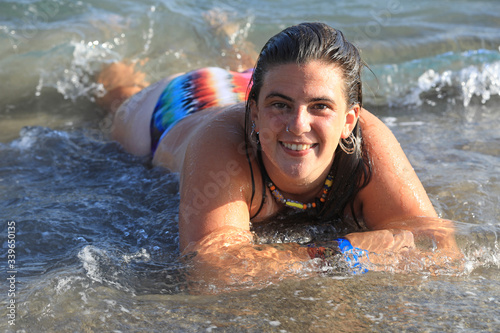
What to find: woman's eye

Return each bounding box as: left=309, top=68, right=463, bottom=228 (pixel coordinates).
left=272, top=102, right=288, bottom=109
left=312, top=104, right=329, bottom=111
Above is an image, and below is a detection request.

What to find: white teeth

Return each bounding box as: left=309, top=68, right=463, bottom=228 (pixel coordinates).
left=282, top=142, right=313, bottom=151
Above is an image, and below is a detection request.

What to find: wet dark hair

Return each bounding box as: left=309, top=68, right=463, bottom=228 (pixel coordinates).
left=245, top=22, right=372, bottom=225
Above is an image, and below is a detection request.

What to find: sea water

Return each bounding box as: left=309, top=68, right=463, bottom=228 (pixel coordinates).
left=1, top=0, right=500, bottom=331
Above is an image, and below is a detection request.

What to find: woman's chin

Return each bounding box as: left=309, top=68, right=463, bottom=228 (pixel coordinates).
left=276, top=166, right=321, bottom=186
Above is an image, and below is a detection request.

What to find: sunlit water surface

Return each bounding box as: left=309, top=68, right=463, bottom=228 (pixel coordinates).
left=1, top=0, right=500, bottom=331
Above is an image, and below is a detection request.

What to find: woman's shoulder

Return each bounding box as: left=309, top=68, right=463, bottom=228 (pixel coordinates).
left=356, top=108, right=437, bottom=229
left=358, top=108, right=386, bottom=133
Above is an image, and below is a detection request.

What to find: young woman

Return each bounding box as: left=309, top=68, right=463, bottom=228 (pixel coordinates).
left=97, top=23, right=460, bottom=290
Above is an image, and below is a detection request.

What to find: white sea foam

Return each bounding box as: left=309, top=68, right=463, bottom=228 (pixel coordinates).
left=369, top=50, right=500, bottom=108
left=36, top=39, right=120, bottom=102
left=460, top=62, right=500, bottom=106
left=122, top=248, right=151, bottom=264
left=413, top=61, right=500, bottom=107
left=55, top=275, right=86, bottom=295
left=78, top=245, right=106, bottom=283
left=9, top=126, right=68, bottom=150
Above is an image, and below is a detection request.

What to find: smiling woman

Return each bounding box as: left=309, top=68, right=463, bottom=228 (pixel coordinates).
left=250, top=61, right=358, bottom=204
left=96, top=22, right=461, bottom=292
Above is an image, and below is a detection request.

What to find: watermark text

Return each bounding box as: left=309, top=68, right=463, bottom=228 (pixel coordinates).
left=6, top=221, right=17, bottom=326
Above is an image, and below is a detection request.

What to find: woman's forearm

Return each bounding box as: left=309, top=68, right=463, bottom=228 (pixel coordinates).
left=182, top=228, right=313, bottom=293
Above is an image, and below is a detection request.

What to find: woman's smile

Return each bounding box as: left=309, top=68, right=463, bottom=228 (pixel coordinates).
left=279, top=141, right=318, bottom=158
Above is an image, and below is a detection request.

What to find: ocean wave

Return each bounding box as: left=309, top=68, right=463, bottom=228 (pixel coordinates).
left=407, top=60, right=500, bottom=107
left=367, top=49, right=500, bottom=108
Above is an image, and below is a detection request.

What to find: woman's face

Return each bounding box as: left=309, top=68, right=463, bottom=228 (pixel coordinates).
left=251, top=60, right=359, bottom=195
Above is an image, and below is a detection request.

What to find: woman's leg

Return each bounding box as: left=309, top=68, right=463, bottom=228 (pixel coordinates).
left=95, top=61, right=167, bottom=156
left=202, top=9, right=257, bottom=71
left=96, top=61, right=150, bottom=113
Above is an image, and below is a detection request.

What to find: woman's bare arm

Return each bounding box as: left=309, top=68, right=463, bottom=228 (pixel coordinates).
left=347, top=109, right=460, bottom=254
left=177, top=114, right=314, bottom=292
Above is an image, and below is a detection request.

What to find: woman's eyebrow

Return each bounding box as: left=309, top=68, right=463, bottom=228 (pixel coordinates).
left=264, top=92, right=337, bottom=107
left=309, top=97, right=337, bottom=106
left=264, top=92, right=294, bottom=102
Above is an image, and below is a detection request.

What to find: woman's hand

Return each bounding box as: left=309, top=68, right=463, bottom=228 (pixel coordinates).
left=344, top=227, right=464, bottom=274
left=344, top=229, right=415, bottom=254
left=343, top=229, right=416, bottom=270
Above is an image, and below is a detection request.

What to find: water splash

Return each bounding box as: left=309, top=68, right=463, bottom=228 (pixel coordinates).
left=78, top=245, right=108, bottom=284
left=141, top=6, right=156, bottom=55
left=459, top=223, right=500, bottom=273
left=460, top=61, right=500, bottom=106
left=413, top=61, right=500, bottom=107
left=77, top=245, right=154, bottom=292
left=368, top=49, right=500, bottom=108
left=36, top=39, right=120, bottom=101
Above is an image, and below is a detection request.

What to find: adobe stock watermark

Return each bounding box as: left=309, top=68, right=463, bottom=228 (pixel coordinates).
left=351, top=0, right=402, bottom=46
left=180, top=157, right=245, bottom=223
left=6, top=221, right=17, bottom=326
left=5, top=1, right=60, bottom=51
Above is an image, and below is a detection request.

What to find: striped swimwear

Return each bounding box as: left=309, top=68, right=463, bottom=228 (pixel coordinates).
left=150, top=67, right=253, bottom=152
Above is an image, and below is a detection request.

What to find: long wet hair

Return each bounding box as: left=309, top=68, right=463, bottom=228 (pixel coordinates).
left=245, top=22, right=372, bottom=225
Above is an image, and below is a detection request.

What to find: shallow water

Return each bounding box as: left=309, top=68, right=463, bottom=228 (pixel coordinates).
left=1, top=0, right=500, bottom=331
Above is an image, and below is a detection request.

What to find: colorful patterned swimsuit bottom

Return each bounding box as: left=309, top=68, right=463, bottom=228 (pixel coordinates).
left=150, top=67, right=253, bottom=152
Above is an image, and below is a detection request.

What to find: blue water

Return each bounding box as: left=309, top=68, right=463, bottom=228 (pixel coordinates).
left=1, top=0, right=500, bottom=331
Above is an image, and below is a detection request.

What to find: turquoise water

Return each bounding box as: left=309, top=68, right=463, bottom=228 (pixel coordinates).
left=1, top=0, right=500, bottom=331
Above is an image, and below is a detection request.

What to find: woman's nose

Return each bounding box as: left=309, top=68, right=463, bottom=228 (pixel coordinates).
left=286, top=106, right=311, bottom=135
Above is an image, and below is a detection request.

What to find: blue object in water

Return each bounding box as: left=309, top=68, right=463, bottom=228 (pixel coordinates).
left=336, top=238, right=369, bottom=274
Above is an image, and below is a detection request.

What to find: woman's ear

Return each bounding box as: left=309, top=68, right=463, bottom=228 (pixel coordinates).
left=341, top=104, right=360, bottom=138
left=250, top=99, right=259, bottom=130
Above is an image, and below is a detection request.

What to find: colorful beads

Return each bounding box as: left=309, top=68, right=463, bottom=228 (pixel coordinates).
left=267, top=172, right=334, bottom=210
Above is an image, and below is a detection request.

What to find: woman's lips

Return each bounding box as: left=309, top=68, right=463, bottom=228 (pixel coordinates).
left=280, top=141, right=318, bottom=151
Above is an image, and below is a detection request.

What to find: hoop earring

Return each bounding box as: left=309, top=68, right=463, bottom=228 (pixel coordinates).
left=339, top=132, right=356, bottom=155
left=251, top=121, right=259, bottom=145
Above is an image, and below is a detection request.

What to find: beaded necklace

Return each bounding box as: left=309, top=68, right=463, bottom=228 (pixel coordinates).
left=267, top=173, right=334, bottom=210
